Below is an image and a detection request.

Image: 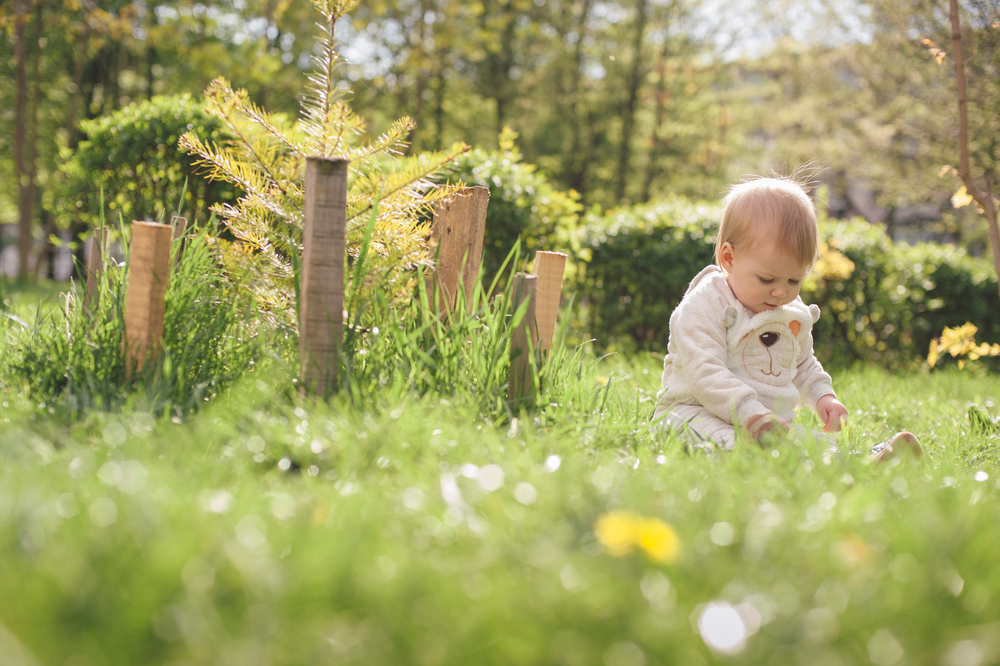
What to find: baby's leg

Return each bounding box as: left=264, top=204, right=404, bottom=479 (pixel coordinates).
left=657, top=404, right=737, bottom=450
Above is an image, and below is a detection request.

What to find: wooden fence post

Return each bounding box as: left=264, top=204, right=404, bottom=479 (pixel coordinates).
left=428, top=186, right=490, bottom=313
left=300, top=157, right=348, bottom=395
left=532, top=250, right=567, bottom=352
left=83, top=226, right=108, bottom=316
left=124, top=221, right=173, bottom=375
left=508, top=272, right=538, bottom=405
left=171, top=216, right=187, bottom=269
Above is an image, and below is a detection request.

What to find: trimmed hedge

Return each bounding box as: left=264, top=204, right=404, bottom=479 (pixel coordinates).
left=575, top=199, right=1000, bottom=368
left=574, top=199, right=717, bottom=349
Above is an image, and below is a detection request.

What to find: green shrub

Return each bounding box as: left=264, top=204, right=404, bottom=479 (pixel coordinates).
left=451, top=129, right=582, bottom=285
left=805, top=219, right=1000, bottom=368
left=574, top=198, right=718, bottom=350
left=57, top=95, right=238, bottom=231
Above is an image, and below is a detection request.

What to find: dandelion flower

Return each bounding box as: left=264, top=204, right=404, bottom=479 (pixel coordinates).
left=595, top=511, right=680, bottom=563
left=595, top=511, right=642, bottom=557
left=637, top=518, right=681, bottom=564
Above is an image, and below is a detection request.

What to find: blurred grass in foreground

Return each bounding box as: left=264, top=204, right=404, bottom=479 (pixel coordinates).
left=1, top=353, right=999, bottom=665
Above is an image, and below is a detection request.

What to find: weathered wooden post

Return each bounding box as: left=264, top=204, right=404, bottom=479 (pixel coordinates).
left=171, top=215, right=187, bottom=269
left=427, top=186, right=490, bottom=313
left=508, top=272, right=538, bottom=405
left=532, top=250, right=567, bottom=352
left=83, top=226, right=109, bottom=316
left=300, top=157, right=348, bottom=395
left=124, top=221, right=173, bottom=375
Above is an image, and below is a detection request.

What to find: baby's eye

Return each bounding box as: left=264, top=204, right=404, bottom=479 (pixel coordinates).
left=759, top=277, right=775, bottom=284
left=789, top=279, right=800, bottom=285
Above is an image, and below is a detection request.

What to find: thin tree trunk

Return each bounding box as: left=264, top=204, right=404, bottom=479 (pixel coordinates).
left=14, top=0, right=33, bottom=278
left=37, top=209, right=56, bottom=280
left=26, top=0, right=43, bottom=266
left=433, top=58, right=448, bottom=150
left=616, top=0, right=649, bottom=202
left=949, top=0, right=1000, bottom=290
left=66, top=21, right=91, bottom=149
left=493, top=4, right=516, bottom=138
left=566, top=0, right=594, bottom=195
left=406, top=0, right=431, bottom=153
left=146, top=44, right=156, bottom=99
left=642, top=36, right=671, bottom=202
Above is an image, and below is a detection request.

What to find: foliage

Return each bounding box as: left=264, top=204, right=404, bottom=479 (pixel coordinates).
left=805, top=218, right=1000, bottom=368
left=180, top=0, right=468, bottom=324
left=451, top=129, right=583, bottom=285
left=574, top=198, right=718, bottom=350
left=0, top=224, right=264, bottom=416
left=927, top=322, right=1000, bottom=370
left=56, top=95, right=239, bottom=232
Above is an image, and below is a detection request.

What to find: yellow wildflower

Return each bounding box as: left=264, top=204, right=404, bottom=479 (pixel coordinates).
left=595, top=511, right=681, bottom=563
left=595, top=511, right=642, bottom=557
left=928, top=322, right=1000, bottom=368
left=637, top=518, right=681, bottom=564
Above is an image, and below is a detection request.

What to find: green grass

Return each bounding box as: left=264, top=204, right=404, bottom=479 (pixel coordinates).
left=2, top=349, right=1000, bottom=664
left=2, top=245, right=1000, bottom=665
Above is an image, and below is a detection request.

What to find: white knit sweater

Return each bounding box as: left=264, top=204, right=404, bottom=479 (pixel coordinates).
left=655, top=265, right=836, bottom=425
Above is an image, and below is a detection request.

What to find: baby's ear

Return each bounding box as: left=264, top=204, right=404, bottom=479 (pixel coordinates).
left=723, top=306, right=737, bottom=328
left=808, top=304, right=821, bottom=323
left=789, top=320, right=801, bottom=336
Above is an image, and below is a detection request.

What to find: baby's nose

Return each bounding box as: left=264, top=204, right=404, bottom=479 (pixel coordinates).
left=771, top=284, right=787, bottom=298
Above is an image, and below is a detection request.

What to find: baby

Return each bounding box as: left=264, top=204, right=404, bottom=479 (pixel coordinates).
left=653, top=177, right=919, bottom=460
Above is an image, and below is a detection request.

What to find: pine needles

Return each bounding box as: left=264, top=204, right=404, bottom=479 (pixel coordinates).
left=180, top=0, right=469, bottom=328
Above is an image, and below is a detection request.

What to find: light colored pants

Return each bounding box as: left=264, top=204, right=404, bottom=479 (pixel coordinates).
left=653, top=404, right=834, bottom=451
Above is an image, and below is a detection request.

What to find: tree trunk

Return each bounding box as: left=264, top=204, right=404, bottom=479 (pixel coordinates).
left=433, top=58, right=448, bottom=150
left=14, top=0, right=33, bottom=278
left=406, top=0, right=432, bottom=153
left=642, top=36, right=671, bottom=202
left=26, top=0, right=44, bottom=264
left=616, top=0, right=649, bottom=203
left=66, top=21, right=91, bottom=150
left=949, top=0, right=1000, bottom=291
left=566, top=0, right=595, bottom=195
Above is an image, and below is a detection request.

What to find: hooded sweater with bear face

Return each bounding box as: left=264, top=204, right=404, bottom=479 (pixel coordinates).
left=655, top=265, right=835, bottom=426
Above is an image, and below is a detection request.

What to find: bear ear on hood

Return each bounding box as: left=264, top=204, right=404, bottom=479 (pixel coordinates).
left=808, top=304, right=821, bottom=323
left=723, top=306, right=738, bottom=329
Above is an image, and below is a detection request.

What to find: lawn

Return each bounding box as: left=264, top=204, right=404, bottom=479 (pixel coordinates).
left=1, top=275, right=999, bottom=665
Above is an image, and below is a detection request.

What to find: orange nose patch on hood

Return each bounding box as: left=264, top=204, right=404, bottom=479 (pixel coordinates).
left=789, top=320, right=801, bottom=336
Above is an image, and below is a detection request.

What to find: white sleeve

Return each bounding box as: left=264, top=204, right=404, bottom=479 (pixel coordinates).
left=792, top=329, right=835, bottom=409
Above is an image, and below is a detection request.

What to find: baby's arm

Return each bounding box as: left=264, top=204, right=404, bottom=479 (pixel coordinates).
left=791, top=328, right=848, bottom=432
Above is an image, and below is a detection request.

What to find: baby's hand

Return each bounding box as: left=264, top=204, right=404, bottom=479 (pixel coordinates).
left=747, top=413, right=789, bottom=441
left=817, top=395, right=849, bottom=433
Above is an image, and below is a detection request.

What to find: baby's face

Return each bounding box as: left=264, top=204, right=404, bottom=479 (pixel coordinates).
left=719, top=239, right=811, bottom=314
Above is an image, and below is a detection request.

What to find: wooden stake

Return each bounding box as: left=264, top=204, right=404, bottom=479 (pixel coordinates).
left=532, top=251, right=567, bottom=351
left=508, top=272, right=538, bottom=405
left=124, top=221, right=172, bottom=374
left=428, top=186, right=490, bottom=312
left=300, top=157, right=348, bottom=395
left=171, top=215, right=187, bottom=269
left=83, top=226, right=108, bottom=316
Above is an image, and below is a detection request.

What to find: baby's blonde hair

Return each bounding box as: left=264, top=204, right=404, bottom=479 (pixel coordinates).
left=715, top=176, right=818, bottom=267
